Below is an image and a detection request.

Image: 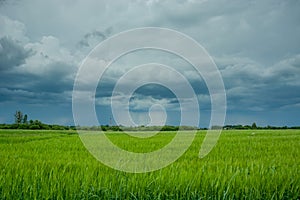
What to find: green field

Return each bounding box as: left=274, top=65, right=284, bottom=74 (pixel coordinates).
left=0, top=129, right=299, bottom=199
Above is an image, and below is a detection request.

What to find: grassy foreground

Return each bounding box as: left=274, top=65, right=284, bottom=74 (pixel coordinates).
left=0, top=129, right=299, bottom=199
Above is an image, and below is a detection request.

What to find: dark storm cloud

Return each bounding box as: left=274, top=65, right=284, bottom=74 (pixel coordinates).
left=95, top=83, right=179, bottom=108
left=130, top=84, right=176, bottom=100
left=219, top=54, right=300, bottom=112
left=0, top=84, right=72, bottom=105
left=0, top=36, right=32, bottom=70
left=28, top=61, right=75, bottom=93
left=0, top=60, right=75, bottom=104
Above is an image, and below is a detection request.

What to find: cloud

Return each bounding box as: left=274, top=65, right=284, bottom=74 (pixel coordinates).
left=78, top=29, right=111, bottom=48
left=0, top=14, right=28, bottom=43
left=266, top=55, right=300, bottom=86
left=0, top=87, right=71, bottom=105
left=217, top=54, right=300, bottom=112
left=0, top=15, right=78, bottom=105
left=0, top=36, right=32, bottom=70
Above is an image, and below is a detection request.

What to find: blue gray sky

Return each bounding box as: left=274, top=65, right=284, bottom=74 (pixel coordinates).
left=0, top=0, right=299, bottom=127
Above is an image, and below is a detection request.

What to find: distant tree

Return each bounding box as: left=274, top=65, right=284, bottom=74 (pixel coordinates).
left=23, top=114, right=28, bottom=124
left=251, top=122, right=257, bottom=129
left=14, top=111, right=23, bottom=124
left=244, top=125, right=251, bottom=129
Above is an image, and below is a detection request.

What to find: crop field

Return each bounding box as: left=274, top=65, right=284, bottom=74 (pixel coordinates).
left=0, top=129, right=299, bottom=199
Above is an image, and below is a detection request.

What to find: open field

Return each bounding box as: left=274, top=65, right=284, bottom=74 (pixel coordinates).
left=0, top=129, right=299, bottom=199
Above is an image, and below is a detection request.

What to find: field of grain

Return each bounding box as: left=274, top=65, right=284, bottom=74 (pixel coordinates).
left=0, top=129, right=299, bottom=199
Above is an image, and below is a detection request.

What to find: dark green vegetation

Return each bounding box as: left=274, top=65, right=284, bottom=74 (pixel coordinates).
left=2, top=111, right=198, bottom=131
left=0, top=121, right=75, bottom=130
left=3, top=111, right=300, bottom=130
left=0, top=110, right=75, bottom=130
left=2, top=122, right=300, bottom=131
left=0, top=129, right=299, bottom=199
left=0, top=123, right=199, bottom=131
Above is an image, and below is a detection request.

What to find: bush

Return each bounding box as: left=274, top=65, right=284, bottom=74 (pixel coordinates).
left=18, top=124, right=29, bottom=129
left=29, top=125, right=40, bottom=130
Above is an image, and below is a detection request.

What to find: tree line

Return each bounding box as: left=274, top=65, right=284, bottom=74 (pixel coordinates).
left=78, top=125, right=200, bottom=132
left=221, top=123, right=300, bottom=130
left=1, top=111, right=299, bottom=130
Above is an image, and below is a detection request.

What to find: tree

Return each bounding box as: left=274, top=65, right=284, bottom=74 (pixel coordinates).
left=23, top=114, right=28, bottom=124
left=14, top=111, right=23, bottom=124
left=251, top=122, right=257, bottom=129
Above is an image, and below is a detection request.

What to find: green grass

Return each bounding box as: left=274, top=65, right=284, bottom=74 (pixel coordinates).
left=0, top=129, right=299, bottom=199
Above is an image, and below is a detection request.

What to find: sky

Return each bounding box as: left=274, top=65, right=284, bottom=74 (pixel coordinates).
left=0, top=0, right=299, bottom=127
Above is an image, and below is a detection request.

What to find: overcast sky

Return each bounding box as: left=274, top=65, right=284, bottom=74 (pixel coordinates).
left=0, top=0, right=299, bottom=127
